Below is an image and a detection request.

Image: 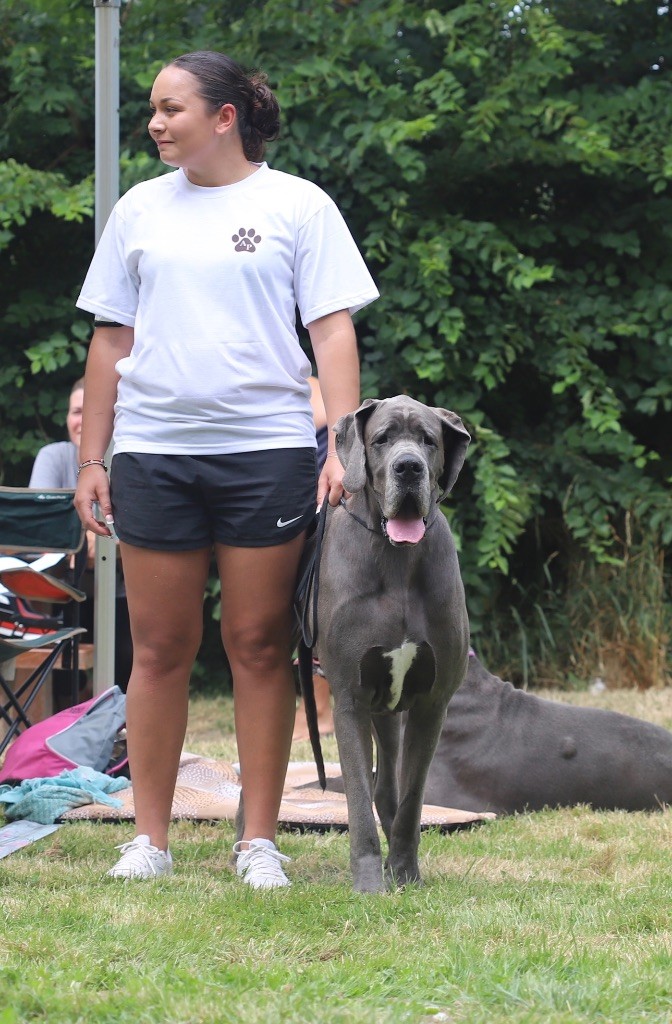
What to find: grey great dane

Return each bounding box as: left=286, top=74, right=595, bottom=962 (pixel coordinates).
left=423, top=652, right=672, bottom=814
left=312, top=395, right=471, bottom=892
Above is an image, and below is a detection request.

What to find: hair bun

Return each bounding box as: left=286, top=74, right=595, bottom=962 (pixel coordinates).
left=248, top=73, right=281, bottom=143
left=168, top=52, right=280, bottom=160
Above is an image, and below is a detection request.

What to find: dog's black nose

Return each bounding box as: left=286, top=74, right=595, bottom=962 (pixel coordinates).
left=393, top=455, right=423, bottom=479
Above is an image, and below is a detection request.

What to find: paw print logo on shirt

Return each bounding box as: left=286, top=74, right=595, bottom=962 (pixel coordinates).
left=232, top=228, right=261, bottom=252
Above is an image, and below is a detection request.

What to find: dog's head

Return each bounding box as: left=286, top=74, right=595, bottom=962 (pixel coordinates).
left=334, top=396, right=470, bottom=545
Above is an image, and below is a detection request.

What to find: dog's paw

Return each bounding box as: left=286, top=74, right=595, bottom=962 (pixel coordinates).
left=352, top=855, right=387, bottom=893
left=384, top=857, right=422, bottom=889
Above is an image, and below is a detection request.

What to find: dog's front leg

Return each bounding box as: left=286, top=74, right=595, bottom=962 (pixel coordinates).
left=386, top=700, right=447, bottom=887
left=371, top=713, right=401, bottom=845
left=333, top=693, right=386, bottom=893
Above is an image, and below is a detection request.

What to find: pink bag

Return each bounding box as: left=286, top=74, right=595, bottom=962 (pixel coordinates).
left=0, top=685, right=127, bottom=784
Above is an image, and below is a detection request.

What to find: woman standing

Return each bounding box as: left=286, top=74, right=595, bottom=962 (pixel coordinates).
left=74, top=50, right=377, bottom=886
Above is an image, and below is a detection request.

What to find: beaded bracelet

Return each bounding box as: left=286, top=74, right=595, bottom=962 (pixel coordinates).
left=326, top=451, right=339, bottom=458
left=77, top=458, right=108, bottom=476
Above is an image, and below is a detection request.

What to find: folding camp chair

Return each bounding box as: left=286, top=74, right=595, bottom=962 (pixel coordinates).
left=0, top=487, right=87, bottom=757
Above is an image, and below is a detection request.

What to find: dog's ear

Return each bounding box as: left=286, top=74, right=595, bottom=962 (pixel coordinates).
left=434, top=408, right=471, bottom=500
left=335, top=399, right=380, bottom=494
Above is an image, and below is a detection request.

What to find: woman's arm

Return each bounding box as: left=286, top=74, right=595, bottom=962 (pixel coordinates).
left=74, top=325, right=133, bottom=535
left=308, top=309, right=360, bottom=508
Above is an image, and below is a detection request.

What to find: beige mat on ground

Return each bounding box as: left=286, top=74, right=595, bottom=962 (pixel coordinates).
left=61, top=754, right=495, bottom=831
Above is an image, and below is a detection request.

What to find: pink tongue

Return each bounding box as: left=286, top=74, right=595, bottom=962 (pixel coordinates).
left=386, top=517, right=426, bottom=544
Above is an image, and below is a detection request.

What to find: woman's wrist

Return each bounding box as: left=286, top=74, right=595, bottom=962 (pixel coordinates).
left=77, top=458, right=108, bottom=475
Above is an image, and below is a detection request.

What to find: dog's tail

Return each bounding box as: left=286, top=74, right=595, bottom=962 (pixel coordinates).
left=297, top=639, right=326, bottom=790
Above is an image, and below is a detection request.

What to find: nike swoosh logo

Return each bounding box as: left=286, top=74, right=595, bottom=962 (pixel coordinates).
left=277, top=515, right=303, bottom=528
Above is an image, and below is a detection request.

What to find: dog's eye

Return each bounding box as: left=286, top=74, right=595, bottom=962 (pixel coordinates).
left=423, top=434, right=438, bottom=448
left=372, top=433, right=388, bottom=446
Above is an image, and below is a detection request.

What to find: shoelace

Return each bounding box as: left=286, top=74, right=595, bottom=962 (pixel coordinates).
left=233, top=842, right=291, bottom=881
left=114, top=839, right=165, bottom=875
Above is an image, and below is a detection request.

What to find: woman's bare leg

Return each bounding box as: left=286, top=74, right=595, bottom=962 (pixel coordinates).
left=215, top=535, right=304, bottom=842
left=120, top=542, right=211, bottom=851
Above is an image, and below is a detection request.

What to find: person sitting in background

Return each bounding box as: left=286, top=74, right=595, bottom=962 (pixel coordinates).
left=30, top=377, right=133, bottom=692
left=30, top=379, right=87, bottom=499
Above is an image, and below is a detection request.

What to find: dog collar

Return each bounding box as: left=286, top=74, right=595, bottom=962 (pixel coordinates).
left=338, top=498, right=436, bottom=540
left=338, top=497, right=385, bottom=535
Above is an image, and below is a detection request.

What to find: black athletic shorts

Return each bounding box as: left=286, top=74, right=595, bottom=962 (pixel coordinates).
left=109, top=449, right=317, bottom=551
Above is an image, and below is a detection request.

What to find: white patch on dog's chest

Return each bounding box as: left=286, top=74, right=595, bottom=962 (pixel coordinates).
left=383, top=641, right=419, bottom=709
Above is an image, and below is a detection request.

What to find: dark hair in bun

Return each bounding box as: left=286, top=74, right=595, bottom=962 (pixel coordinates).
left=169, top=50, right=280, bottom=161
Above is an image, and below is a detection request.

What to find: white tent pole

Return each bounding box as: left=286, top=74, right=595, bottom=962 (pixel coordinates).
left=92, top=0, right=120, bottom=694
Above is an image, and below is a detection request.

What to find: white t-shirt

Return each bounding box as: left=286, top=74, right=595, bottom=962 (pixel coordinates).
left=76, top=163, right=379, bottom=455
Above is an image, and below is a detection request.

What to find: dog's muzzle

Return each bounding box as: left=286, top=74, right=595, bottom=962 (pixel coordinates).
left=383, top=452, right=431, bottom=545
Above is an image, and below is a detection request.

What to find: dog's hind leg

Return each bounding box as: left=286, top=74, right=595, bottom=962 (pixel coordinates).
left=372, top=714, right=400, bottom=845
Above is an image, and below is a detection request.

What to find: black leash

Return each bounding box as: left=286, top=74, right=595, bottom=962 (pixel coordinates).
left=294, top=497, right=329, bottom=651
left=293, top=499, right=330, bottom=789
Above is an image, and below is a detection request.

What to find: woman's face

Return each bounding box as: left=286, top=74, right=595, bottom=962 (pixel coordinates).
left=148, top=66, right=225, bottom=172
left=67, top=388, right=84, bottom=448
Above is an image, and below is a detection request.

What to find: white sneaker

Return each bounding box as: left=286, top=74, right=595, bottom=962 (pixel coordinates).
left=106, top=834, right=173, bottom=879
left=233, top=838, right=291, bottom=889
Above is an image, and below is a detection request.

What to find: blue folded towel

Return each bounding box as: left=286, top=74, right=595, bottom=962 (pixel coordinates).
left=0, top=767, right=130, bottom=824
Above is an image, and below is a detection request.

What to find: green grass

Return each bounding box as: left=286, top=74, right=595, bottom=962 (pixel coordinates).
left=2, top=689, right=672, bottom=1023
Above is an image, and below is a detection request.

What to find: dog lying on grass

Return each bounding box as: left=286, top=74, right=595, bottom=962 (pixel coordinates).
left=423, top=653, right=672, bottom=815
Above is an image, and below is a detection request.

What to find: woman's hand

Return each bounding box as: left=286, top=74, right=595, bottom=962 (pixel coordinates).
left=73, top=324, right=133, bottom=540
left=74, top=464, right=115, bottom=538
left=317, top=452, right=347, bottom=510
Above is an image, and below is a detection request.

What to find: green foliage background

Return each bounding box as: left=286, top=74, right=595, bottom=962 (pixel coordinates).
left=1, top=0, right=670, bottom=684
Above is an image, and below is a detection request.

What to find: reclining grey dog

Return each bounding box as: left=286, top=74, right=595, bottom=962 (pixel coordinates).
left=423, top=652, right=672, bottom=815
left=314, top=395, right=471, bottom=892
